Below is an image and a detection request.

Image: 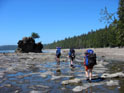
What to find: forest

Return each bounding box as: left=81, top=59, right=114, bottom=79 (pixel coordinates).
left=0, top=45, right=17, bottom=50
left=44, top=0, right=124, bottom=49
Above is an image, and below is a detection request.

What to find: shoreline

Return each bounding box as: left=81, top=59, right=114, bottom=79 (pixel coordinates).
left=44, top=48, right=124, bottom=62
left=0, top=48, right=124, bottom=62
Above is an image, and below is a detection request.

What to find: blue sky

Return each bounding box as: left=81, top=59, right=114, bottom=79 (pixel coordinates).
left=0, top=0, right=118, bottom=45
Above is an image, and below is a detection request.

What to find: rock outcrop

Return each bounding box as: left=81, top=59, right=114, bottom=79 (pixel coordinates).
left=16, top=37, right=43, bottom=53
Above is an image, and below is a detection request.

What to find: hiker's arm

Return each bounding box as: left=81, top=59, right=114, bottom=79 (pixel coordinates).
left=83, top=56, right=86, bottom=66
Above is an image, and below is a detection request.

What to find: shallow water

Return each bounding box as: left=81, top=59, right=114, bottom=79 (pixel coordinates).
left=0, top=60, right=124, bottom=93
left=0, top=50, right=15, bottom=53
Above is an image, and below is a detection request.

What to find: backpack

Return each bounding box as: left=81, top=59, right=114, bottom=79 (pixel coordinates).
left=69, top=49, right=75, bottom=58
left=56, top=48, right=61, bottom=56
left=85, top=49, right=97, bottom=67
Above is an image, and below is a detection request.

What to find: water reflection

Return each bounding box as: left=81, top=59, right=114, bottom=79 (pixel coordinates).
left=56, top=68, right=61, bottom=76
left=0, top=58, right=123, bottom=93
left=85, top=86, right=92, bottom=93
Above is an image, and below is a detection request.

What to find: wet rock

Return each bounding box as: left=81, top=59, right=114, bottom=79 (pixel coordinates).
left=29, top=85, right=49, bottom=91
left=28, top=86, right=37, bottom=90
left=72, top=82, right=105, bottom=92
left=72, top=86, right=86, bottom=92
left=4, top=84, right=12, bottom=87
left=51, top=75, right=73, bottom=80
left=0, top=72, right=4, bottom=78
left=35, top=85, right=49, bottom=88
left=39, top=71, right=53, bottom=78
left=51, top=75, right=61, bottom=80
left=106, top=80, right=119, bottom=86
left=101, top=72, right=124, bottom=78
left=17, top=74, right=31, bottom=79
left=93, top=67, right=107, bottom=73
left=61, top=78, right=81, bottom=85
left=5, top=70, right=18, bottom=74
left=30, top=90, right=42, bottom=93
left=75, top=59, right=83, bottom=63
left=15, top=90, right=20, bottom=93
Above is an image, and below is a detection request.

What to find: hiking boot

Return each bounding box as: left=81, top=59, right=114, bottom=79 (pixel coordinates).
left=71, top=64, right=75, bottom=68
left=89, top=80, right=92, bottom=83
left=86, top=78, right=89, bottom=81
left=89, top=78, right=92, bottom=83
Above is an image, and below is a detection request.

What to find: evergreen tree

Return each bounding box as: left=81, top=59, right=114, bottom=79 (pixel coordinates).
left=117, top=0, right=124, bottom=47
left=31, top=32, right=40, bottom=39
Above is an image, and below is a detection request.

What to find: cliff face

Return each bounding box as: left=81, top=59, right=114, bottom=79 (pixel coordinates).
left=16, top=37, right=43, bottom=53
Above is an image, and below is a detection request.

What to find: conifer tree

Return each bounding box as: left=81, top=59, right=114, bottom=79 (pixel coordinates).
left=117, top=0, right=124, bottom=47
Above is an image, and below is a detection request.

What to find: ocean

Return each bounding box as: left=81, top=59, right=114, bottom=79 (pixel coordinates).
left=0, top=50, right=53, bottom=53
left=0, top=50, right=15, bottom=53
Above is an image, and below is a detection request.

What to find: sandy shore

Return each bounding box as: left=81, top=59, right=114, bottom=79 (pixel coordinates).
left=44, top=48, right=124, bottom=62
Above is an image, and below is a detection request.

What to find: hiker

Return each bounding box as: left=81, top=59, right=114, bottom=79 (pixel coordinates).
left=68, top=48, right=75, bottom=67
left=56, top=47, right=61, bottom=65
left=83, top=49, right=97, bottom=82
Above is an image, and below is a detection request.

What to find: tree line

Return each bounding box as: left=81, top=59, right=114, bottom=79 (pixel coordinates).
left=44, top=0, right=124, bottom=49
left=0, top=45, right=17, bottom=50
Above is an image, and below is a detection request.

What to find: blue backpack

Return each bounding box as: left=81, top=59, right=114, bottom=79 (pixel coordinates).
left=56, top=48, right=61, bottom=56
left=85, top=49, right=96, bottom=67
left=69, top=49, right=75, bottom=58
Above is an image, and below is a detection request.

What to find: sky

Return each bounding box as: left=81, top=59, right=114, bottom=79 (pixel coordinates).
left=0, top=0, right=119, bottom=45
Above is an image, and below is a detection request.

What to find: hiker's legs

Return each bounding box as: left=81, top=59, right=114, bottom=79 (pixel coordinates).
left=56, top=56, right=60, bottom=65
left=89, top=68, right=93, bottom=80
left=85, top=66, right=89, bottom=79
left=70, top=57, right=73, bottom=65
left=71, top=60, right=73, bottom=65
left=85, top=70, right=89, bottom=78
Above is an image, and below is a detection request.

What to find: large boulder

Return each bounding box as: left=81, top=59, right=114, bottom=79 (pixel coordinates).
left=16, top=37, right=43, bottom=53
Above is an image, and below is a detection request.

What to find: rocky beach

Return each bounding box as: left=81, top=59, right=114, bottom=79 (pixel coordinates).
left=0, top=48, right=124, bottom=93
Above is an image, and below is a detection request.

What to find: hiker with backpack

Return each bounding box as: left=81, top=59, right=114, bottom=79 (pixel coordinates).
left=83, top=49, right=97, bottom=82
left=68, top=48, right=75, bottom=68
left=56, top=47, right=61, bottom=65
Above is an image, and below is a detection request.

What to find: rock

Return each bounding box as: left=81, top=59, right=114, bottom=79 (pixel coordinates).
left=30, top=90, right=42, bottom=93
left=72, top=86, right=84, bottom=92
left=101, top=72, right=124, bottom=78
left=15, top=90, right=20, bottom=93
left=61, top=78, right=81, bottom=85
left=0, top=72, right=4, bottom=78
left=39, top=71, right=54, bottom=78
left=35, top=85, right=49, bottom=88
left=72, top=82, right=105, bottom=92
left=16, top=37, right=43, bottom=53
left=106, top=80, right=119, bottom=86
left=51, top=75, right=61, bottom=80
left=4, top=84, right=12, bottom=87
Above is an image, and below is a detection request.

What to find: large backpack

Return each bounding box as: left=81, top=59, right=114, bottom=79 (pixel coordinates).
left=85, top=49, right=97, bottom=67
left=69, top=49, right=75, bottom=58
left=56, top=48, right=61, bottom=56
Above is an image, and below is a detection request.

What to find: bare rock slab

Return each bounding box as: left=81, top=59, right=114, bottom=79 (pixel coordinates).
left=101, top=72, right=124, bottom=78
left=61, top=78, right=81, bottom=85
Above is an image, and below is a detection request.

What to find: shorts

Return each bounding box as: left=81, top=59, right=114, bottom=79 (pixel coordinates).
left=56, top=54, right=61, bottom=58
left=85, top=66, right=93, bottom=71
left=70, top=56, right=75, bottom=61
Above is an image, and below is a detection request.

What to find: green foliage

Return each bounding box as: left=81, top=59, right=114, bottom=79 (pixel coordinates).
left=44, top=23, right=118, bottom=49
left=117, top=0, right=124, bottom=47
left=31, top=32, right=40, bottom=39
left=0, top=45, right=17, bottom=50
